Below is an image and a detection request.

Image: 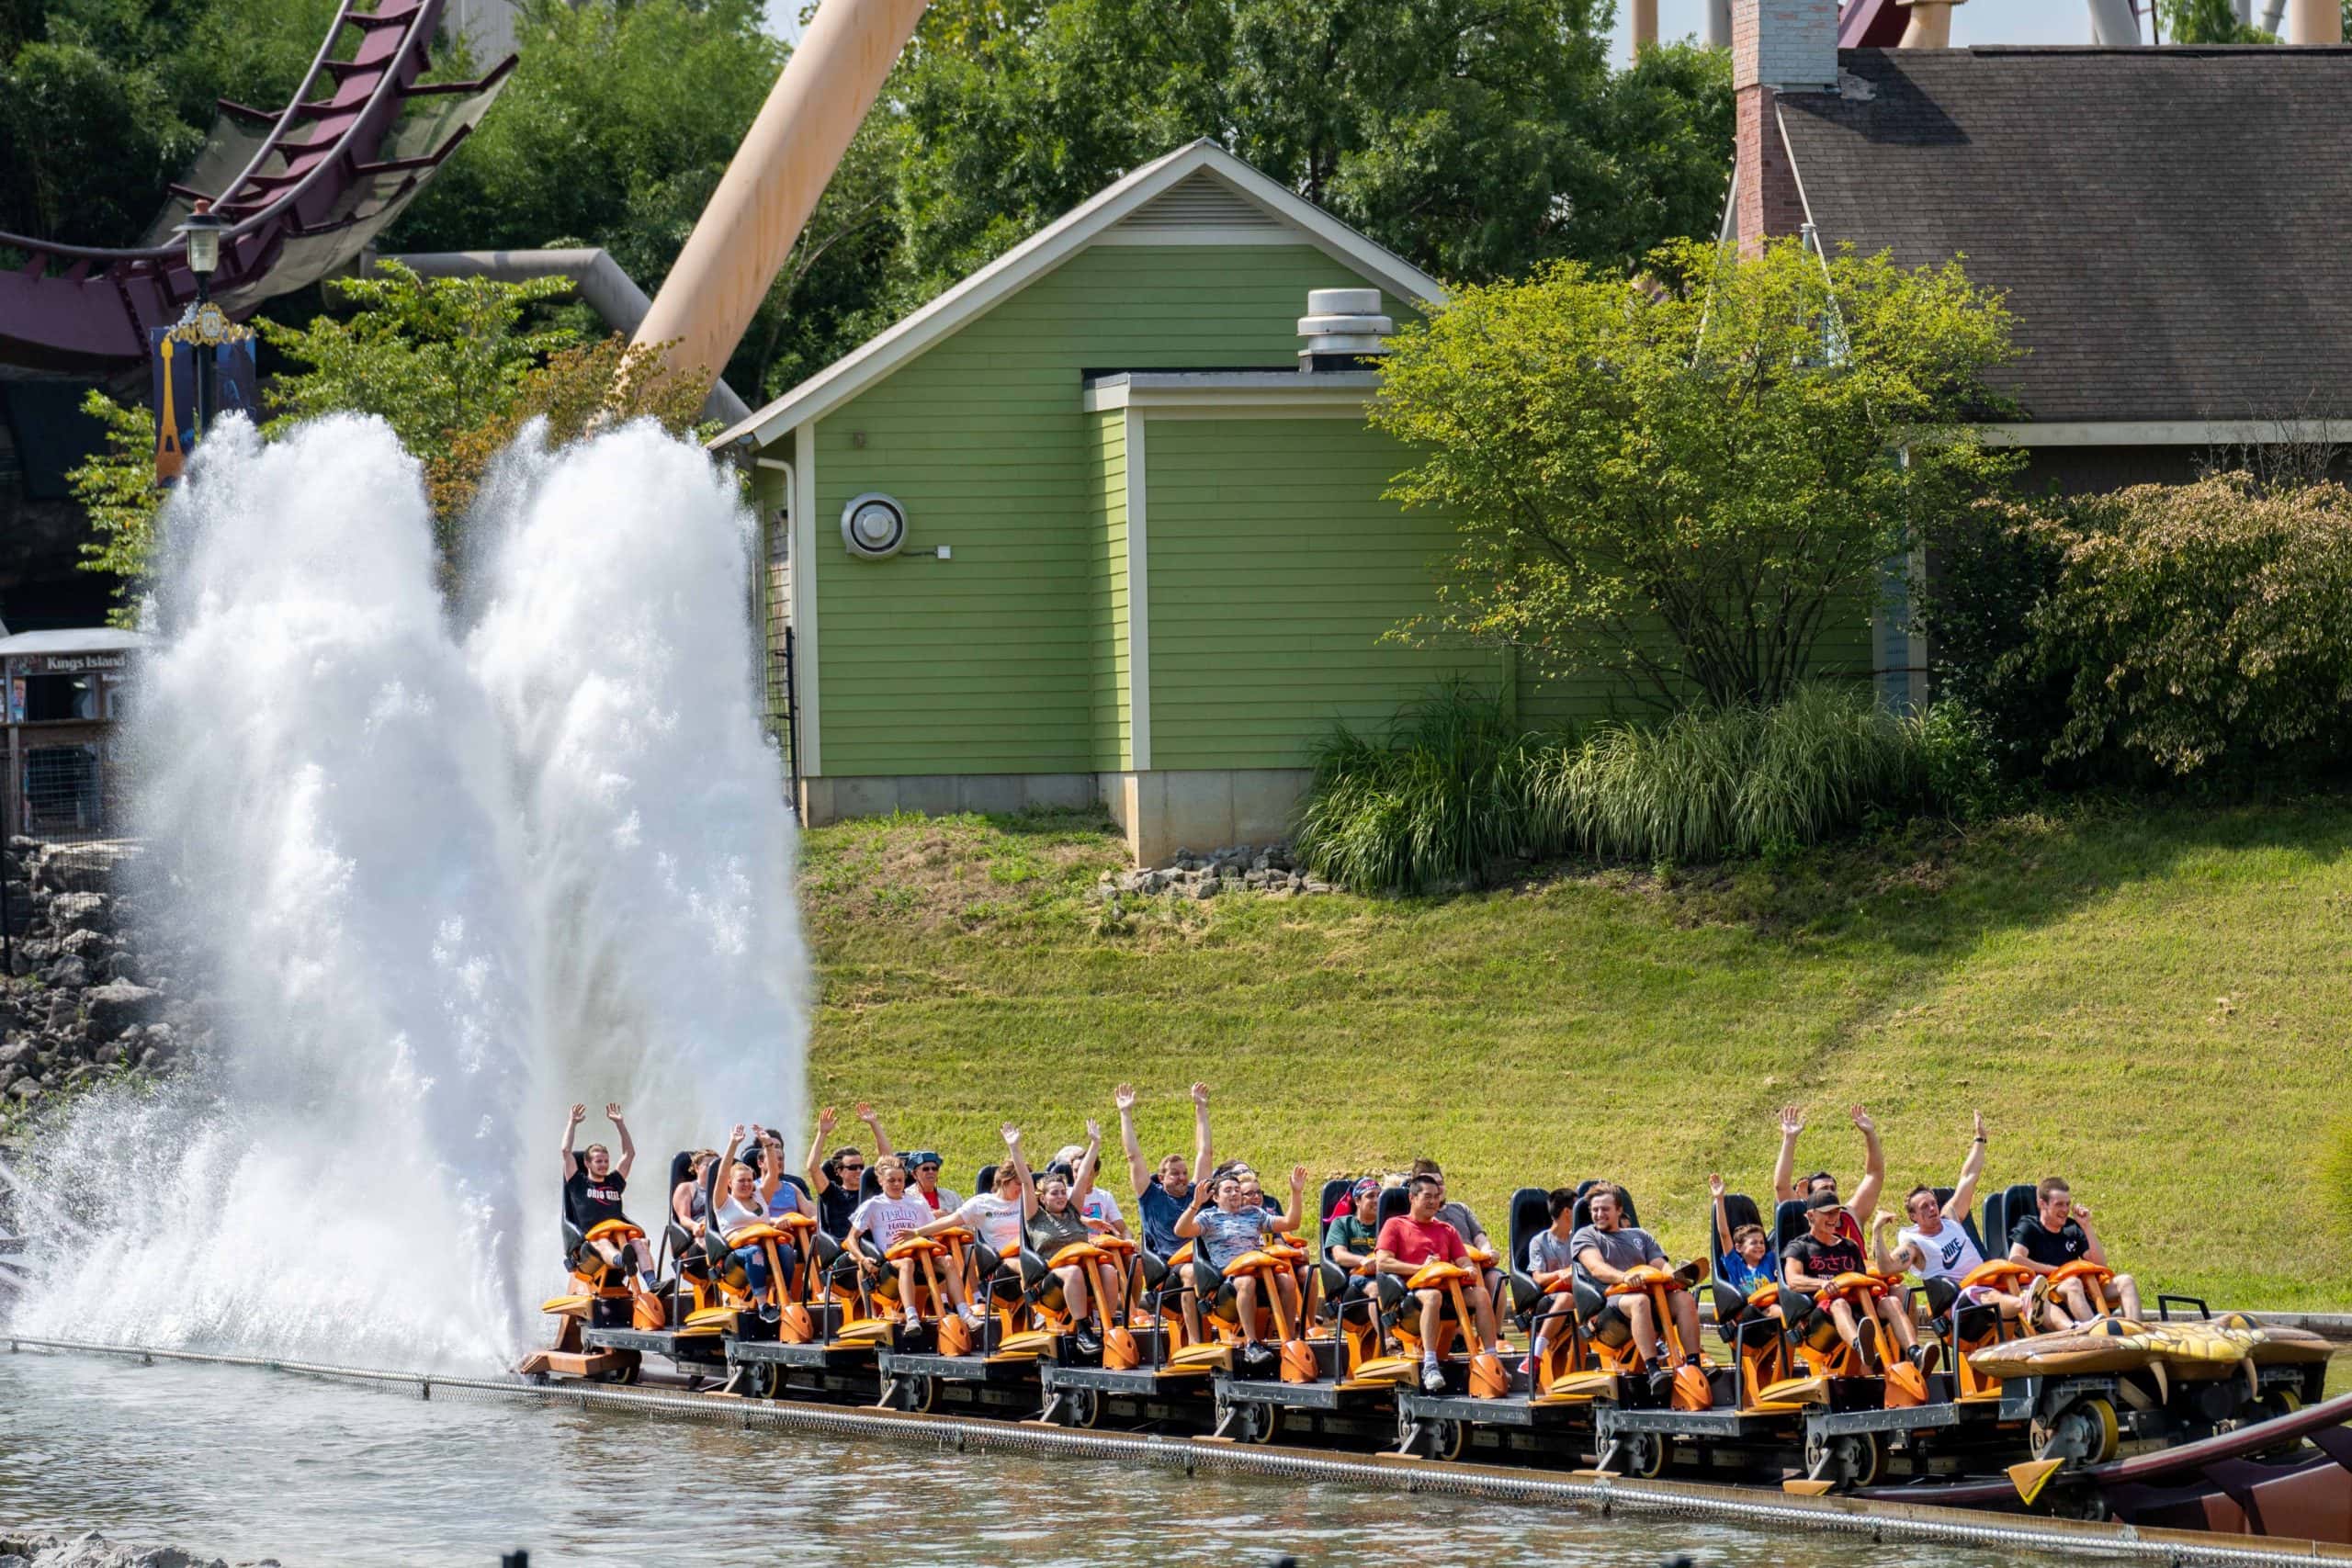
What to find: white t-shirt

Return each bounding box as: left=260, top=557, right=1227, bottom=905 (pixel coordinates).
left=954, top=1192, right=1025, bottom=1254
left=1901, top=1220, right=1985, bottom=1284
left=1080, top=1187, right=1125, bottom=1233
left=851, top=1192, right=934, bottom=1252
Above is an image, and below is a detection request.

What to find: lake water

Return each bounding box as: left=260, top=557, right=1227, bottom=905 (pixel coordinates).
left=0, top=1351, right=2075, bottom=1568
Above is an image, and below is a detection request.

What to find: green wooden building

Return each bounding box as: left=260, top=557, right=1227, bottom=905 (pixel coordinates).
left=715, top=141, right=1883, bottom=863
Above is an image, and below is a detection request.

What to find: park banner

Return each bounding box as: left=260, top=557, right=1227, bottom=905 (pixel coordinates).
left=152, top=302, right=259, bottom=484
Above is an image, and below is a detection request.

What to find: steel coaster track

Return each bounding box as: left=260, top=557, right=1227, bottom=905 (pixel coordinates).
left=11, top=1336, right=2351, bottom=1566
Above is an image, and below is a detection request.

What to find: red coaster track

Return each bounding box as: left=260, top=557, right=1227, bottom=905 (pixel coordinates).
left=0, top=0, right=514, bottom=367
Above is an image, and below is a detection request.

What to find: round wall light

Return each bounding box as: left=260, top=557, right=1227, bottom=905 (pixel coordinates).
left=841, top=491, right=908, bottom=558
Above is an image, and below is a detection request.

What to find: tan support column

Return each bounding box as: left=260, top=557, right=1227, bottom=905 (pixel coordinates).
left=2285, top=0, right=2343, bottom=42
left=631, top=0, right=931, bottom=399
left=1897, top=0, right=1965, bottom=47
left=1632, top=0, right=1657, bottom=56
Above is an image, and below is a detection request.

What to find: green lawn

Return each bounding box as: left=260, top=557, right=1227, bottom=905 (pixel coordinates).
left=799, top=798, right=2352, bottom=1309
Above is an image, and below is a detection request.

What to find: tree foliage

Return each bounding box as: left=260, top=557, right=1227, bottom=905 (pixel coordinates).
left=63, top=390, right=165, bottom=627
left=1371, top=237, right=2019, bottom=710
left=2160, top=0, right=2273, bottom=41
left=894, top=0, right=1730, bottom=295
left=430, top=334, right=711, bottom=524
left=2016, top=475, right=2352, bottom=775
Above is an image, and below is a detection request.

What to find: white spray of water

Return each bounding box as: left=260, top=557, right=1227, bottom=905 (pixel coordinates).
left=3, top=415, right=806, bottom=1371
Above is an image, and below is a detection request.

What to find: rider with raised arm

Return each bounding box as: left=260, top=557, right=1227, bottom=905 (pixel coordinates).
left=1012, top=1120, right=1112, bottom=1359
left=1784, top=1190, right=1934, bottom=1374
left=804, top=1103, right=886, bottom=1241
left=1772, top=1104, right=1884, bottom=1251
left=918, top=1126, right=1027, bottom=1327
left=561, top=1102, right=660, bottom=1314
left=708, top=1123, right=799, bottom=1321
left=1116, top=1081, right=1212, bottom=1260
left=2008, top=1177, right=2141, bottom=1327
left=1176, top=1163, right=1307, bottom=1371
left=1708, top=1172, right=1782, bottom=1316
left=1874, top=1111, right=2021, bottom=1322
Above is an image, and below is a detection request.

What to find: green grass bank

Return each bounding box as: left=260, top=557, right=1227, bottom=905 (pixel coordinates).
left=799, top=797, right=2352, bottom=1310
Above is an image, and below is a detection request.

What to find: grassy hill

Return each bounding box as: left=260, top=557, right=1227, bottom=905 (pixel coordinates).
left=798, top=797, right=2352, bottom=1309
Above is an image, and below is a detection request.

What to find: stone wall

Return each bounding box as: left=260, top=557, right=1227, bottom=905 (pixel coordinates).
left=0, top=840, right=211, bottom=1155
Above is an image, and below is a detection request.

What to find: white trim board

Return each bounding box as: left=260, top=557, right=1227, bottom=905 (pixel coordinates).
left=1975, top=420, right=2352, bottom=446
left=1082, top=371, right=1381, bottom=416
left=1125, top=409, right=1152, bottom=773
left=710, top=141, right=1445, bottom=450
left=791, top=421, right=821, bottom=779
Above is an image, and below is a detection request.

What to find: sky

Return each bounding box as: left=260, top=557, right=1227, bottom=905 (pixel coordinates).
left=766, top=0, right=2107, bottom=50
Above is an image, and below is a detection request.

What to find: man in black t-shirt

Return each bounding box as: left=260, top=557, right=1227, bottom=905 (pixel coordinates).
left=2008, top=1176, right=2139, bottom=1327
left=1782, top=1190, right=1933, bottom=1376
left=560, top=1102, right=659, bottom=1309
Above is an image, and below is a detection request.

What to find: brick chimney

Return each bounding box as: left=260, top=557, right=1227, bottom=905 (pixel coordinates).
left=1733, top=0, right=1839, bottom=254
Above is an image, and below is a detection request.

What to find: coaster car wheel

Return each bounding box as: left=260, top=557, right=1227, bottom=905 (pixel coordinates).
left=743, top=1359, right=780, bottom=1400
left=1803, top=1428, right=1883, bottom=1488
left=599, top=1356, right=643, bottom=1385
left=1623, top=1428, right=1668, bottom=1480
left=895, top=1372, right=939, bottom=1414
left=1216, top=1391, right=1279, bottom=1445
left=1059, top=1384, right=1101, bottom=1429
left=2030, top=1394, right=2120, bottom=1466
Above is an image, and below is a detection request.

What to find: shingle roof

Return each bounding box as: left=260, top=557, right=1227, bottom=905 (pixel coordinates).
left=1778, top=47, right=2352, bottom=424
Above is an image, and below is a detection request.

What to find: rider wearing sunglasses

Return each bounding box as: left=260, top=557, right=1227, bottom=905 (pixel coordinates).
left=805, top=1102, right=891, bottom=1240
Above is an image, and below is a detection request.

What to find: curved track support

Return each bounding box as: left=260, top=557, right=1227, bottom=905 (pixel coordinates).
left=0, top=0, right=515, bottom=367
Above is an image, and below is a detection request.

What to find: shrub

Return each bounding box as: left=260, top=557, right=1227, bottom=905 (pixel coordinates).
left=1295, top=682, right=1936, bottom=893
left=1916, top=497, right=2075, bottom=780
left=2019, top=476, right=2352, bottom=775
left=1292, top=682, right=1543, bottom=894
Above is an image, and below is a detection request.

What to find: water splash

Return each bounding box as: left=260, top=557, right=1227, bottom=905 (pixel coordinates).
left=3, top=415, right=806, bottom=1371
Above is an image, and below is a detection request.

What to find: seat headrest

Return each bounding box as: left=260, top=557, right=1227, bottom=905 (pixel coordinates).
left=1718, top=1192, right=1763, bottom=1235
left=1375, top=1186, right=1412, bottom=1226
left=1772, top=1198, right=1809, bottom=1251
left=1504, top=1186, right=1553, bottom=1271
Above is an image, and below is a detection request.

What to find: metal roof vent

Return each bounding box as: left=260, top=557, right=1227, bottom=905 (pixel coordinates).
left=1297, top=288, right=1392, bottom=373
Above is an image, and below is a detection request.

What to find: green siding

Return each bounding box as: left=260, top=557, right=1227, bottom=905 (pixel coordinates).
left=1089, top=411, right=1130, bottom=770
left=1143, top=418, right=1499, bottom=771
left=811, top=244, right=1408, bottom=776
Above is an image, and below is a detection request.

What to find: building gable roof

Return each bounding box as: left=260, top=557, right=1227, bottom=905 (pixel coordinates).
left=1779, top=46, right=2352, bottom=424
left=712, top=140, right=1446, bottom=449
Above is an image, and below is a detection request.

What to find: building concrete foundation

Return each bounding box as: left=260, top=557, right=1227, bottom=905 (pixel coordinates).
left=796, top=769, right=1316, bottom=866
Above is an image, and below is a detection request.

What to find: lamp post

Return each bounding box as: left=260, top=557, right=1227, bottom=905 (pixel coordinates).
left=172, top=201, right=228, bottom=441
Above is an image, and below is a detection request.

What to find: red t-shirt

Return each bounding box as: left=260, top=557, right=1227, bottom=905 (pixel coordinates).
left=1377, top=1213, right=1467, bottom=1268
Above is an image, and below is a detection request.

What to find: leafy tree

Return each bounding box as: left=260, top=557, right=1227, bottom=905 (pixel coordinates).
left=2017, top=475, right=2352, bottom=775
left=64, top=391, right=165, bottom=627
left=1370, top=237, right=2019, bottom=710
left=259, top=261, right=579, bottom=468
left=430, top=333, right=713, bottom=523
left=2160, top=0, right=2273, bottom=40
left=0, top=38, right=198, bottom=243
left=893, top=0, right=1730, bottom=293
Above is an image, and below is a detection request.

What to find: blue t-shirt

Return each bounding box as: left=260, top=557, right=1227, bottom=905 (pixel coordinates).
left=1718, top=1244, right=1780, bottom=1296
left=1138, top=1180, right=1193, bottom=1256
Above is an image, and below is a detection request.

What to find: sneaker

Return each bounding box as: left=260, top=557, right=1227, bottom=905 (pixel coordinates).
left=1072, top=1325, right=1102, bottom=1359
left=1857, top=1337, right=1883, bottom=1375
left=757, top=1301, right=781, bottom=1325
left=1911, top=1341, right=1940, bottom=1377
left=1420, top=1364, right=1449, bottom=1394
left=960, top=1304, right=986, bottom=1327
left=1517, top=1355, right=1534, bottom=1376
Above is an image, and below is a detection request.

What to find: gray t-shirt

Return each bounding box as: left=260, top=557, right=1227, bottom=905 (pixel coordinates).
left=1437, top=1201, right=1487, bottom=1249
left=1195, top=1205, right=1269, bottom=1269
left=1567, top=1224, right=1665, bottom=1289
left=1525, top=1227, right=1580, bottom=1279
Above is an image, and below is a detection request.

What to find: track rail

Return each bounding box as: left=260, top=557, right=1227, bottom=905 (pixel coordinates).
left=10, top=1335, right=2351, bottom=1566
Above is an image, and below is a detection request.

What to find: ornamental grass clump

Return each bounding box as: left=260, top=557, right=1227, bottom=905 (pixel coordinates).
left=1296, top=683, right=1931, bottom=893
